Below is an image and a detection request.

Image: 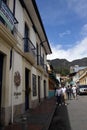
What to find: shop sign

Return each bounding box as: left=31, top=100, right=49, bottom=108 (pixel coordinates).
left=0, top=0, right=16, bottom=30
left=14, top=92, right=21, bottom=99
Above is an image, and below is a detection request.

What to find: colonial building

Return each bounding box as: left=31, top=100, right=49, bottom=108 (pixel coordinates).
left=79, top=68, right=87, bottom=85
left=47, top=62, right=59, bottom=97
left=69, top=65, right=87, bottom=85
left=0, top=0, right=52, bottom=125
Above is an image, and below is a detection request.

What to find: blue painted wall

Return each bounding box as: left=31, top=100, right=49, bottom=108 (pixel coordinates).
left=49, top=90, right=55, bottom=97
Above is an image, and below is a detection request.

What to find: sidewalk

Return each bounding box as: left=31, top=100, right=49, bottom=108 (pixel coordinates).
left=2, top=97, right=56, bottom=130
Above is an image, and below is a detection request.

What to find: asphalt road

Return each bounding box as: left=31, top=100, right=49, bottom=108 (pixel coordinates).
left=49, top=95, right=87, bottom=130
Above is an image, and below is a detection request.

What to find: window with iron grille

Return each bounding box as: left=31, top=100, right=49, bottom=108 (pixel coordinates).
left=24, top=23, right=29, bottom=52
left=32, top=74, right=37, bottom=96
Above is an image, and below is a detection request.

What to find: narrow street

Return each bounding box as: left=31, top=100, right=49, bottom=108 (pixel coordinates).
left=49, top=95, right=87, bottom=130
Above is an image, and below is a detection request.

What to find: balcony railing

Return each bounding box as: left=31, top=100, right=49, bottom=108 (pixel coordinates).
left=37, top=55, right=44, bottom=68
left=44, top=64, right=48, bottom=72
left=23, top=37, right=36, bottom=57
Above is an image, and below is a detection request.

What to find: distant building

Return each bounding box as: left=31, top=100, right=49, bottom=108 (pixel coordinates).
left=47, top=62, right=59, bottom=97
left=70, top=65, right=87, bottom=85
left=70, top=65, right=80, bottom=73
left=70, top=65, right=87, bottom=73
left=79, top=68, right=87, bottom=85
left=56, top=73, right=61, bottom=83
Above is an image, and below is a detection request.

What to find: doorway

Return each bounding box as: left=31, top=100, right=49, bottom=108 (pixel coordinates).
left=38, top=76, right=41, bottom=103
left=44, top=80, right=46, bottom=99
left=25, top=68, right=30, bottom=110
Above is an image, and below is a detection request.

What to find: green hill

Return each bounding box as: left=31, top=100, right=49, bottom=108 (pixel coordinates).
left=48, top=57, right=87, bottom=76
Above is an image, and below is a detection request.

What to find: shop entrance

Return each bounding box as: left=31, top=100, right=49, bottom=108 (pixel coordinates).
left=44, top=80, right=46, bottom=99
left=25, top=68, right=30, bottom=110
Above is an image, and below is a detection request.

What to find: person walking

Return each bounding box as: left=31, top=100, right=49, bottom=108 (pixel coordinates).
left=55, top=86, right=62, bottom=106
left=61, top=84, right=67, bottom=105
left=66, top=85, right=72, bottom=100
left=66, top=85, right=70, bottom=100
left=72, top=85, right=77, bottom=99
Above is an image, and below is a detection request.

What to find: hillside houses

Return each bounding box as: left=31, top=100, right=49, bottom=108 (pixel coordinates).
left=79, top=68, right=87, bottom=85
left=70, top=65, right=87, bottom=85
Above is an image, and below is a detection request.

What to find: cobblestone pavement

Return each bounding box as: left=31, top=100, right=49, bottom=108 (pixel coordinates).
left=1, top=97, right=56, bottom=130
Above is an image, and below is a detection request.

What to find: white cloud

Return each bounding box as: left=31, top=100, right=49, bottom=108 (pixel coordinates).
left=47, top=37, right=87, bottom=61
left=58, top=30, right=71, bottom=38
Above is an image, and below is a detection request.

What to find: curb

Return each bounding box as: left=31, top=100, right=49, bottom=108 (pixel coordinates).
left=44, top=105, right=57, bottom=130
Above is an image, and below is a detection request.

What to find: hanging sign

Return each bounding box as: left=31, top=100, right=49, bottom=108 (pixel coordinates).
left=0, top=0, right=17, bottom=30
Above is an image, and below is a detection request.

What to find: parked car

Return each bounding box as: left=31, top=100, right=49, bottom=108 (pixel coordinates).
left=77, top=85, right=87, bottom=95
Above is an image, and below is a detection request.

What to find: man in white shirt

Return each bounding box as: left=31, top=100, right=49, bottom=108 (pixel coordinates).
left=55, top=86, right=62, bottom=106
left=61, top=85, right=67, bottom=105
left=72, top=85, right=77, bottom=99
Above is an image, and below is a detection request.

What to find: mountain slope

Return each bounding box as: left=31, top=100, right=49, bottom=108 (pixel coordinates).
left=48, top=57, right=87, bottom=75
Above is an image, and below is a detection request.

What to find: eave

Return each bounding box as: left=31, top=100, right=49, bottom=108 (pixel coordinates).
left=19, top=0, right=52, bottom=55
left=0, top=22, right=17, bottom=47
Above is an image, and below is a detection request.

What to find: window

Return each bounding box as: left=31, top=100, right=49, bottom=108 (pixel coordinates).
left=36, top=43, right=39, bottom=65
left=24, top=23, right=29, bottom=52
left=32, top=74, right=37, bottom=96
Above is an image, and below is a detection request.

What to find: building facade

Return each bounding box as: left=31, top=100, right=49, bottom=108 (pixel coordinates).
left=47, top=62, right=59, bottom=97
left=79, top=68, right=87, bottom=85
left=0, top=0, right=52, bottom=125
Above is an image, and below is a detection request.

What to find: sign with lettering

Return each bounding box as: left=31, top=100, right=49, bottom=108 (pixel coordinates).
left=14, top=92, right=21, bottom=99
left=0, top=0, right=17, bottom=30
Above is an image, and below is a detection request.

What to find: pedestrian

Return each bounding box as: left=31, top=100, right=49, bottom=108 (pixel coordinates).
left=69, top=84, right=73, bottom=99
left=72, top=85, right=77, bottom=99
left=61, top=84, right=67, bottom=105
left=55, top=86, right=62, bottom=106
left=66, top=85, right=71, bottom=100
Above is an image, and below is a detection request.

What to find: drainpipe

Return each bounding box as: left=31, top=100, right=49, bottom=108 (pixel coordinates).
left=11, top=48, right=14, bottom=123
left=11, top=0, right=16, bottom=123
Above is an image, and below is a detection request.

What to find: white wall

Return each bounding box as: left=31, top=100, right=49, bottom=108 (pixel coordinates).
left=13, top=51, right=23, bottom=105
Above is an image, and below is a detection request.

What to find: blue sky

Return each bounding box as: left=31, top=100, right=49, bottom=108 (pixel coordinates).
left=36, top=0, right=87, bottom=61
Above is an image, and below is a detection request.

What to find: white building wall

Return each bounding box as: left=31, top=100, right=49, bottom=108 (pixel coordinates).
left=15, top=0, right=24, bottom=37
left=0, top=41, right=10, bottom=107
left=9, top=0, right=14, bottom=11
left=0, top=0, right=50, bottom=125
left=14, top=0, right=24, bottom=50
left=13, top=51, right=23, bottom=105
left=86, top=77, right=87, bottom=84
